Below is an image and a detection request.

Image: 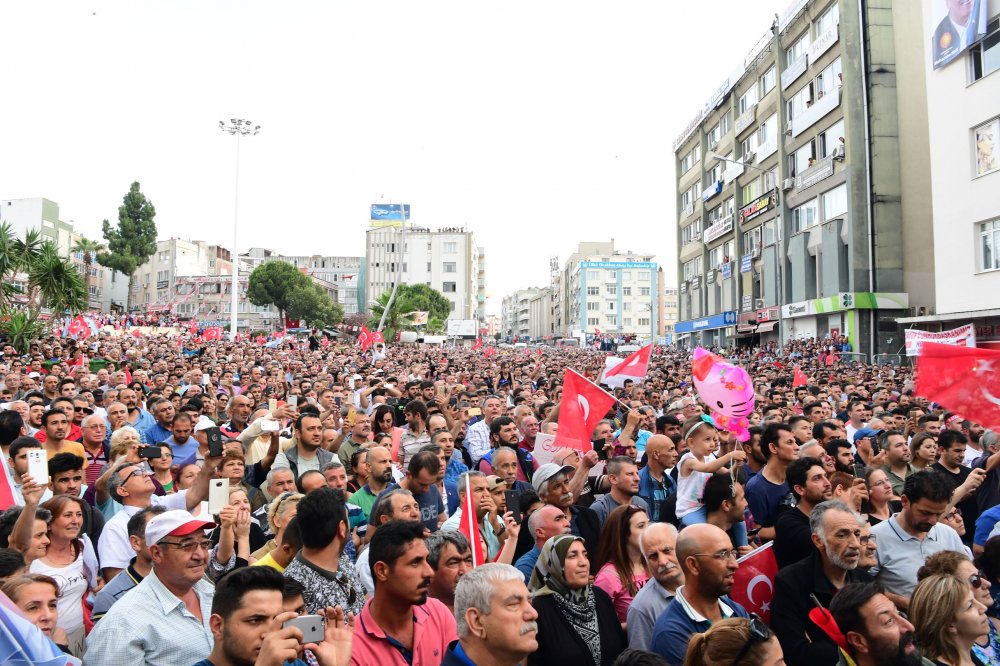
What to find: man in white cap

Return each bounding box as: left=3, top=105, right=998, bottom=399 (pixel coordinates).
left=532, top=461, right=601, bottom=573
left=86, top=509, right=218, bottom=665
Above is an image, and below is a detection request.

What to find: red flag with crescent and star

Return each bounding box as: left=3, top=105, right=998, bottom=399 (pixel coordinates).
left=792, top=365, right=808, bottom=387
left=459, top=474, right=488, bottom=568
left=555, top=368, right=616, bottom=453
left=472, top=337, right=483, bottom=351
left=917, top=342, right=1000, bottom=429
left=604, top=344, right=652, bottom=379
left=358, top=325, right=372, bottom=351
left=370, top=330, right=384, bottom=345
left=728, top=542, right=777, bottom=624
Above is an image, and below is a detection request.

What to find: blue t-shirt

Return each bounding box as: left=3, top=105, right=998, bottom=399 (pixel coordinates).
left=375, top=483, right=445, bottom=533
left=744, top=471, right=789, bottom=527
left=651, top=593, right=749, bottom=666
left=165, top=435, right=200, bottom=467
left=975, top=504, right=1000, bottom=547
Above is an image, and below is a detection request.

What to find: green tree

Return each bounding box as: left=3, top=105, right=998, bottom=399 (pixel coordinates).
left=395, top=283, right=453, bottom=322
left=366, top=291, right=405, bottom=336
left=248, top=261, right=343, bottom=329
left=71, top=236, right=105, bottom=308
left=0, top=223, right=87, bottom=352
left=96, top=181, right=158, bottom=311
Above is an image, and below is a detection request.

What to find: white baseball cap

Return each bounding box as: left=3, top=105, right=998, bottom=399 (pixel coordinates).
left=193, top=416, right=216, bottom=432
left=145, top=509, right=215, bottom=545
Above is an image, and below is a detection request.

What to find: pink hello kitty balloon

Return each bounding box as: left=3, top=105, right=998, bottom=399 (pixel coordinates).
left=691, top=347, right=755, bottom=442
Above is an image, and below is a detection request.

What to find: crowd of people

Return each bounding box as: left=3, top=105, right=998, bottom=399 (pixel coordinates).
left=0, top=323, right=996, bottom=666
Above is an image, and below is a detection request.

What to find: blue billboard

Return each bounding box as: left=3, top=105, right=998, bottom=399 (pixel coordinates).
left=675, top=311, right=737, bottom=334
left=370, top=204, right=410, bottom=221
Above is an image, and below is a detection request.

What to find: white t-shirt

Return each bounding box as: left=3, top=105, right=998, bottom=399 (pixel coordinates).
left=675, top=451, right=716, bottom=518
left=97, top=491, right=190, bottom=571
left=31, top=551, right=88, bottom=634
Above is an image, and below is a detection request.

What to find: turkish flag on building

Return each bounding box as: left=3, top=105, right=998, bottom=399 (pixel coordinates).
left=556, top=369, right=616, bottom=453
left=917, top=342, right=1000, bottom=428
left=472, top=337, right=483, bottom=350
left=605, top=344, right=652, bottom=379
left=459, top=475, right=488, bottom=568
left=729, top=542, right=778, bottom=624
left=793, top=366, right=808, bottom=387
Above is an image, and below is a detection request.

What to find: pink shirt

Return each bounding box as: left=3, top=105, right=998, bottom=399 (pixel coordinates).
left=351, top=596, right=458, bottom=666
left=594, top=562, right=650, bottom=624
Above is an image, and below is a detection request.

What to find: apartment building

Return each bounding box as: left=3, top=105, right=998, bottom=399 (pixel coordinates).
left=244, top=248, right=365, bottom=315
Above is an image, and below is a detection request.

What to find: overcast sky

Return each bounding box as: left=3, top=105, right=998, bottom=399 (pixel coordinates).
left=3, top=0, right=781, bottom=315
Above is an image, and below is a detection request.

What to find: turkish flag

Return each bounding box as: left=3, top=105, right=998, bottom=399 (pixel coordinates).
left=472, top=337, right=483, bottom=350
left=358, top=325, right=372, bottom=351
left=793, top=366, right=808, bottom=387
left=123, top=366, right=132, bottom=385
left=605, top=344, right=652, bottom=379
left=320, top=336, right=330, bottom=348
left=189, top=319, right=198, bottom=335
left=917, top=342, right=1000, bottom=428
left=130, top=328, right=141, bottom=338
left=370, top=331, right=384, bottom=344
left=202, top=327, right=223, bottom=341
left=729, top=542, right=778, bottom=624
left=556, top=369, right=616, bottom=453
left=459, top=475, right=488, bottom=567
left=255, top=335, right=266, bottom=345
left=66, top=315, right=89, bottom=338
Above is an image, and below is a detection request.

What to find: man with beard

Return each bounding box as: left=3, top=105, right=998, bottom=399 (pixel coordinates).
left=352, top=446, right=394, bottom=521
left=479, top=416, right=535, bottom=484
left=425, top=530, right=473, bottom=614
left=771, top=500, right=873, bottom=666
left=774, top=457, right=833, bottom=567
left=117, top=387, right=155, bottom=434
left=825, top=438, right=856, bottom=474
left=627, top=522, right=683, bottom=651
left=650, top=523, right=749, bottom=666
left=830, top=582, right=928, bottom=666
left=353, top=520, right=458, bottom=665
left=196, top=565, right=351, bottom=666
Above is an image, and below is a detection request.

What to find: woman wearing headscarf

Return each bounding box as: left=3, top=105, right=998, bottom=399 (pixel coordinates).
left=527, top=534, right=626, bottom=666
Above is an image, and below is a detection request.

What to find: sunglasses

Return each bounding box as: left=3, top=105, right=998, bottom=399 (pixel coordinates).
left=732, top=614, right=773, bottom=666
left=970, top=572, right=987, bottom=589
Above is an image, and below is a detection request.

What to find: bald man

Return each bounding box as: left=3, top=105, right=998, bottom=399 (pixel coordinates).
left=639, top=434, right=679, bottom=520
left=650, top=524, right=750, bottom=665
left=513, top=504, right=571, bottom=583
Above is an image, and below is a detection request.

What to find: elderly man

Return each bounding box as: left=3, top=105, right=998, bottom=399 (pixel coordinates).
left=442, top=563, right=539, bottom=666
left=426, top=530, right=473, bottom=614
left=650, top=523, right=750, bottom=666
left=486, top=446, right=533, bottom=495
left=79, top=412, right=110, bottom=488
left=627, top=522, right=683, bottom=651
left=513, top=504, right=571, bottom=583
left=143, top=398, right=175, bottom=446
left=532, top=462, right=601, bottom=572
left=442, top=472, right=503, bottom=560
left=85, top=509, right=217, bottom=664
left=337, top=407, right=371, bottom=469
left=771, top=500, right=873, bottom=666
left=464, top=395, right=505, bottom=468
left=638, top=434, right=678, bottom=520
left=220, top=393, right=253, bottom=437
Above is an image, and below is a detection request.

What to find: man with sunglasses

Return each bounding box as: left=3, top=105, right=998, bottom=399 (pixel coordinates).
left=86, top=509, right=218, bottom=665
left=650, top=523, right=750, bottom=666
left=771, top=500, right=873, bottom=666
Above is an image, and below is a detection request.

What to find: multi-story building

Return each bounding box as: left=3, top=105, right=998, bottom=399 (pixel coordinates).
left=244, top=248, right=365, bottom=315
left=657, top=268, right=680, bottom=344
left=501, top=288, right=542, bottom=340
left=558, top=241, right=658, bottom=341
left=365, top=207, right=485, bottom=324
left=672, top=0, right=933, bottom=355
left=898, top=3, right=1000, bottom=348
left=0, top=197, right=128, bottom=311
left=134, top=238, right=234, bottom=313
left=528, top=288, right=553, bottom=340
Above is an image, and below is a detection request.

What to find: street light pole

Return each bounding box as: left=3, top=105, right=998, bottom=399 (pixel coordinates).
left=219, top=119, right=260, bottom=340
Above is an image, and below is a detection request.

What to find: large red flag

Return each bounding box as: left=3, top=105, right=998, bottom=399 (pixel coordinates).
left=358, top=325, right=372, bottom=351
left=556, top=369, right=617, bottom=453
left=604, top=344, right=652, bottom=379
left=472, top=337, right=483, bottom=351
left=65, top=315, right=89, bottom=338
left=792, top=365, right=808, bottom=387
left=202, top=327, right=223, bottom=341
left=370, top=330, right=385, bottom=345
left=917, top=342, right=1000, bottom=428
left=459, top=475, right=488, bottom=567
left=729, top=542, right=778, bottom=624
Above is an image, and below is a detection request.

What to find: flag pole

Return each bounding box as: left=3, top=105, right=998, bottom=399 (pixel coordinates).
left=566, top=367, right=633, bottom=411
left=465, top=473, right=479, bottom=568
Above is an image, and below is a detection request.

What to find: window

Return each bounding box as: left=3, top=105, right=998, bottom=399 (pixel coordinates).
left=743, top=226, right=763, bottom=253
left=706, top=161, right=722, bottom=187
left=607, top=301, right=616, bottom=311
left=680, top=145, right=702, bottom=173
left=444, top=242, right=457, bottom=254
left=742, top=178, right=763, bottom=205
left=981, top=219, right=1000, bottom=270
left=607, top=315, right=618, bottom=325
left=587, top=270, right=599, bottom=280
left=708, top=204, right=723, bottom=224
left=738, top=87, right=758, bottom=115
left=588, top=317, right=600, bottom=326
left=606, top=285, right=617, bottom=295
left=975, top=118, right=1000, bottom=177
left=607, top=270, right=617, bottom=280
left=587, top=286, right=600, bottom=295
left=443, top=262, right=456, bottom=273
left=764, top=219, right=778, bottom=245
left=793, top=199, right=819, bottom=233
left=787, top=83, right=813, bottom=121
left=427, top=262, right=432, bottom=272
left=442, top=282, right=457, bottom=293
left=682, top=219, right=703, bottom=245
left=640, top=287, right=651, bottom=296
left=623, top=302, right=631, bottom=311
left=724, top=197, right=735, bottom=219
left=816, top=57, right=842, bottom=98
left=816, top=3, right=840, bottom=36
left=622, top=286, right=632, bottom=296
left=822, top=184, right=848, bottom=220
left=819, top=119, right=845, bottom=157
left=683, top=258, right=703, bottom=280
left=707, top=122, right=721, bottom=149
left=720, top=112, right=732, bottom=136
left=624, top=318, right=633, bottom=326
left=970, top=18, right=1000, bottom=82
left=638, top=318, right=651, bottom=326
left=760, top=66, right=776, bottom=96
left=621, top=271, right=631, bottom=280
left=792, top=140, right=816, bottom=176
left=639, top=270, right=650, bottom=281
left=709, top=247, right=723, bottom=268
left=787, top=32, right=811, bottom=63
left=587, top=301, right=600, bottom=311
left=741, top=133, right=758, bottom=159
left=759, top=114, right=778, bottom=146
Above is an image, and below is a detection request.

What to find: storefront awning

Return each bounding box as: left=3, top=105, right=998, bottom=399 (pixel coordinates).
left=756, top=321, right=778, bottom=333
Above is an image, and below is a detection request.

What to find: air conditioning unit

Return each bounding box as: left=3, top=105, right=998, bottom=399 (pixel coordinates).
left=831, top=144, right=846, bottom=161
left=754, top=299, right=765, bottom=309
left=744, top=152, right=756, bottom=165
left=781, top=178, right=795, bottom=191
left=785, top=121, right=793, bottom=135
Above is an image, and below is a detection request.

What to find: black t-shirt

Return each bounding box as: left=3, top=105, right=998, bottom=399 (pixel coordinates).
left=773, top=507, right=813, bottom=568
left=932, top=462, right=978, bottom=542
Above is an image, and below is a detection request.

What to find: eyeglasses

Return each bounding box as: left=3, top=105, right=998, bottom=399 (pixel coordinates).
left=121, top=467, right=151, bottom=484
left=158, top=539, right=212, bottom=553
left=859, top=535, right=876, bottom=546
left=692, top=549, right=740, bottom=562
left=970, top=572, right=987, bottom=589
left=943, top=508, right=962, bottom=519
left=732, top=614, right=773, bottom=666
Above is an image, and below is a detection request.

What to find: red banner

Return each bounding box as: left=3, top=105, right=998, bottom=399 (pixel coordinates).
left=555, top=369, right=616, bottom=453
left=917, top=342, right=1000, bottom=428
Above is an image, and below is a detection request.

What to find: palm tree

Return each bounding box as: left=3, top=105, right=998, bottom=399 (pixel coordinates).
left=367, top=292, right=405, bottom=338
left=71, top=236, right=105, bottom=308
left=0, top=222, right=87, bottom=352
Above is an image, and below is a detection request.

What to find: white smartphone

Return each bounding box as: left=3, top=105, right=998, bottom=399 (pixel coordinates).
left=208, top=478, right=229, bottom=515
left=26, top=449, right=48, bottom=485
left=283, top=615, right=324, bottom=643
left=287, top=395, right=298, bottom=408
left=260, top=419, right=279, bottom=433
left=268, top=398, right=278, bottom=413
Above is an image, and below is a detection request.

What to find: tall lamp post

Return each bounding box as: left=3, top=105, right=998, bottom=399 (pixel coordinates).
left=706, top=151, right=783, bottom=349
left=219, top=118, right=260, bottom=339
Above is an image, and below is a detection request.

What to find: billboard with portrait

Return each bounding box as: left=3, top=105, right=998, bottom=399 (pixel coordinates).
left=930, top=0, right=988, bottom=69
left=975, top=118, right=1000, bottom=178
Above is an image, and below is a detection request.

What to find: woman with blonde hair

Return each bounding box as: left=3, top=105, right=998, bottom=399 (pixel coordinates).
left=911, top=573, right=989, bottom=666
left=249, top=491, right=303, bottom=563
left=683, top=616, right=784, bottom=666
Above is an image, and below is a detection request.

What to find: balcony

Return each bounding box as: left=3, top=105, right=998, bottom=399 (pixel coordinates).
left=735, top=106, right=756, bottom=135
